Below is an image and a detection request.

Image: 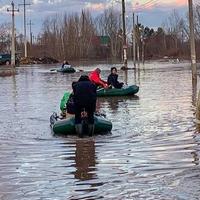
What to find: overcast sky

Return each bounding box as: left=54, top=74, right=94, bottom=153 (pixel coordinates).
left=0, top=0, right=198, bottom=39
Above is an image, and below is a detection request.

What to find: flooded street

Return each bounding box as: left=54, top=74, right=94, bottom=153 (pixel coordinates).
left=0, top=62, right=200, bottom=200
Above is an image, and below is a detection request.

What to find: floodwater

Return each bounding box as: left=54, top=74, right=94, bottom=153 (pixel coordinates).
left=0, top=61, right=200, bottom=200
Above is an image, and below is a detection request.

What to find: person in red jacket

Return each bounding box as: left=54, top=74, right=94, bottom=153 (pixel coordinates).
left=89, top=68, right=108, bottom=88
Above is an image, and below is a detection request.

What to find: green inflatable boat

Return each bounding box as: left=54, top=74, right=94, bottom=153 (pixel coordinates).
left=97, top=85, right=139, bottom=97
left=50, top=113, right=112, bottom=135
left=57, top=67, right=76, bottom=73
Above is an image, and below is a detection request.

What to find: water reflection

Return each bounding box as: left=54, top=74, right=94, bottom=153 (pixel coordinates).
left=98, top=95, right=139, bottom=112
left=11, top=73, right=18, bottom=112
left=123, top=70, right=128, bottom=84
left=192, top=134, right=200, bottom=166
left=122, top=67, right=141, bottom=86
left=0, top=63, right=200, bottom=199
left=0, top=69, right=16, bottom=77
left=192, top=78, right=197, bottom=106
left=122, top=68, right=141, bottom=85
left=191, top=151, right=199, bottom=165
left=74, top=139, right=97, bottom=181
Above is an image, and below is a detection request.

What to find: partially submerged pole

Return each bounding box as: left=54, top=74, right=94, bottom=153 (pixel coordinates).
left=188, top=0, right=199, bottom=121
left=27, top=20, right=33, bottom=45
left=132, top=12, right=136, bottom=66
left=7, top=1, right=19, bottom=67
left=136, top=15, right=140, bottom=66
left=19, top=0, right=30, bottom=58
left=188, top=0, right=197, bottom=86
left=27, top=19, right=34, bottom=56
left=122, top=0, right=127, bottom=68
left=141, top=34, right=145, bottom=65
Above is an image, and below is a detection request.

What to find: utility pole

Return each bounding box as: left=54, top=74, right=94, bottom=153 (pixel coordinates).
left=141, top=27, right=145, bottom=65
left=122, top=0, right=127, bottom=67
left=7, top=1, right=19, bottom=67
left=136, top=15, right=140, bottom=66
left=27, top=20, right=33, bottom=45
left=19, top=0, right=30, bottom=58
left=132, top=12, right=136, bottom=66
left=141, top=38, right=145, bottom=64
left=188, top=0, right=200, bottom=121
left=188, top=0, right=197, bottom=84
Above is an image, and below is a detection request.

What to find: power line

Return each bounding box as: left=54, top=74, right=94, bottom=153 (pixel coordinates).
left=134, top=0, right=162, bottom=10
left=138, top=0, right=159, bottom=7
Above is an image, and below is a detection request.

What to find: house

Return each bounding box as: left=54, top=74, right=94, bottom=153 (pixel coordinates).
left=90, top=36, right=111, bottom=59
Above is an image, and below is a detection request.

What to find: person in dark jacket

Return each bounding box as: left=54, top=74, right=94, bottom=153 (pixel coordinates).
left=73, top=75, right=97, bottom=136
left=61, top=60, right=70, bottom=68
left=107, top=67, right=124, bottom=89
left=66, top=82, right=77, bottom=115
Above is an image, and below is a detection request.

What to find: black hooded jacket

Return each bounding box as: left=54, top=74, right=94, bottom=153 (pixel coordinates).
left=73, top=75, right=97, bottom=107
left=107, top=74, right=120, bottom=88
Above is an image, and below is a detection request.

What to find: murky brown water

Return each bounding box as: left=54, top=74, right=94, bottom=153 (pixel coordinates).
left=0, top=62, right=200, bottom=200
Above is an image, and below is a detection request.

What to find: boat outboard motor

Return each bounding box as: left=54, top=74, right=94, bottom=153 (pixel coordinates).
left=50, top=112, right=58, bottom=127
left=75, top=109, right=94, bottom=137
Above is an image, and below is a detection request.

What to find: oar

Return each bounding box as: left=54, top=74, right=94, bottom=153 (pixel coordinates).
left=97, top=87, right=105, bottom=92
left=50, top=68, right=57, bottom=71
left=97, top=85, right=112, bottom=92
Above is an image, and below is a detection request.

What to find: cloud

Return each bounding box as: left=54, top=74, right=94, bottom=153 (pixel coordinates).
left=47, top=0, right=62, bottom=4
left=162, top=0, right=187, bottom=7
left=32, top=0, right=43, bottom=4
left=85, top=2, right=107, bottom=11
left=174, top=0, right=187, bottom=6
left=0, top=0, right=189, bottom=36
left=131, top=0, right=187, bottom=12
left=0, top=4, right=10, bottom=13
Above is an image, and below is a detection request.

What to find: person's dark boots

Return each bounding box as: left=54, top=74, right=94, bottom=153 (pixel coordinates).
left=75, top=124, right=83, bottom=137
left=88, top=124, right=94, bottom=136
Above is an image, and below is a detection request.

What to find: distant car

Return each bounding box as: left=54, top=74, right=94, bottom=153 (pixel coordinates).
left=0, top=53, right=19, bottom=65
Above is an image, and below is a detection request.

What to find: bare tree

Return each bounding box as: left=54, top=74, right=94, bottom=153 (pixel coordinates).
left=28, top=5, right=200, bottom=61
left=36, top=10, right=95, bottom=60
left=195, top=4, right=200, bottom=39
left=95, top=8, right=122, bottom=60
left=0, top=23, right=12, bottom=53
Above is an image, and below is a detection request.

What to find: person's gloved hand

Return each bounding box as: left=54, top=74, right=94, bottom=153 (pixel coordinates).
left=104, top=83, right=109, bottom=89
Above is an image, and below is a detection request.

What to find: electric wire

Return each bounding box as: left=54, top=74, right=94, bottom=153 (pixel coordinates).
left=135, top=0, right=161, bottom=10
